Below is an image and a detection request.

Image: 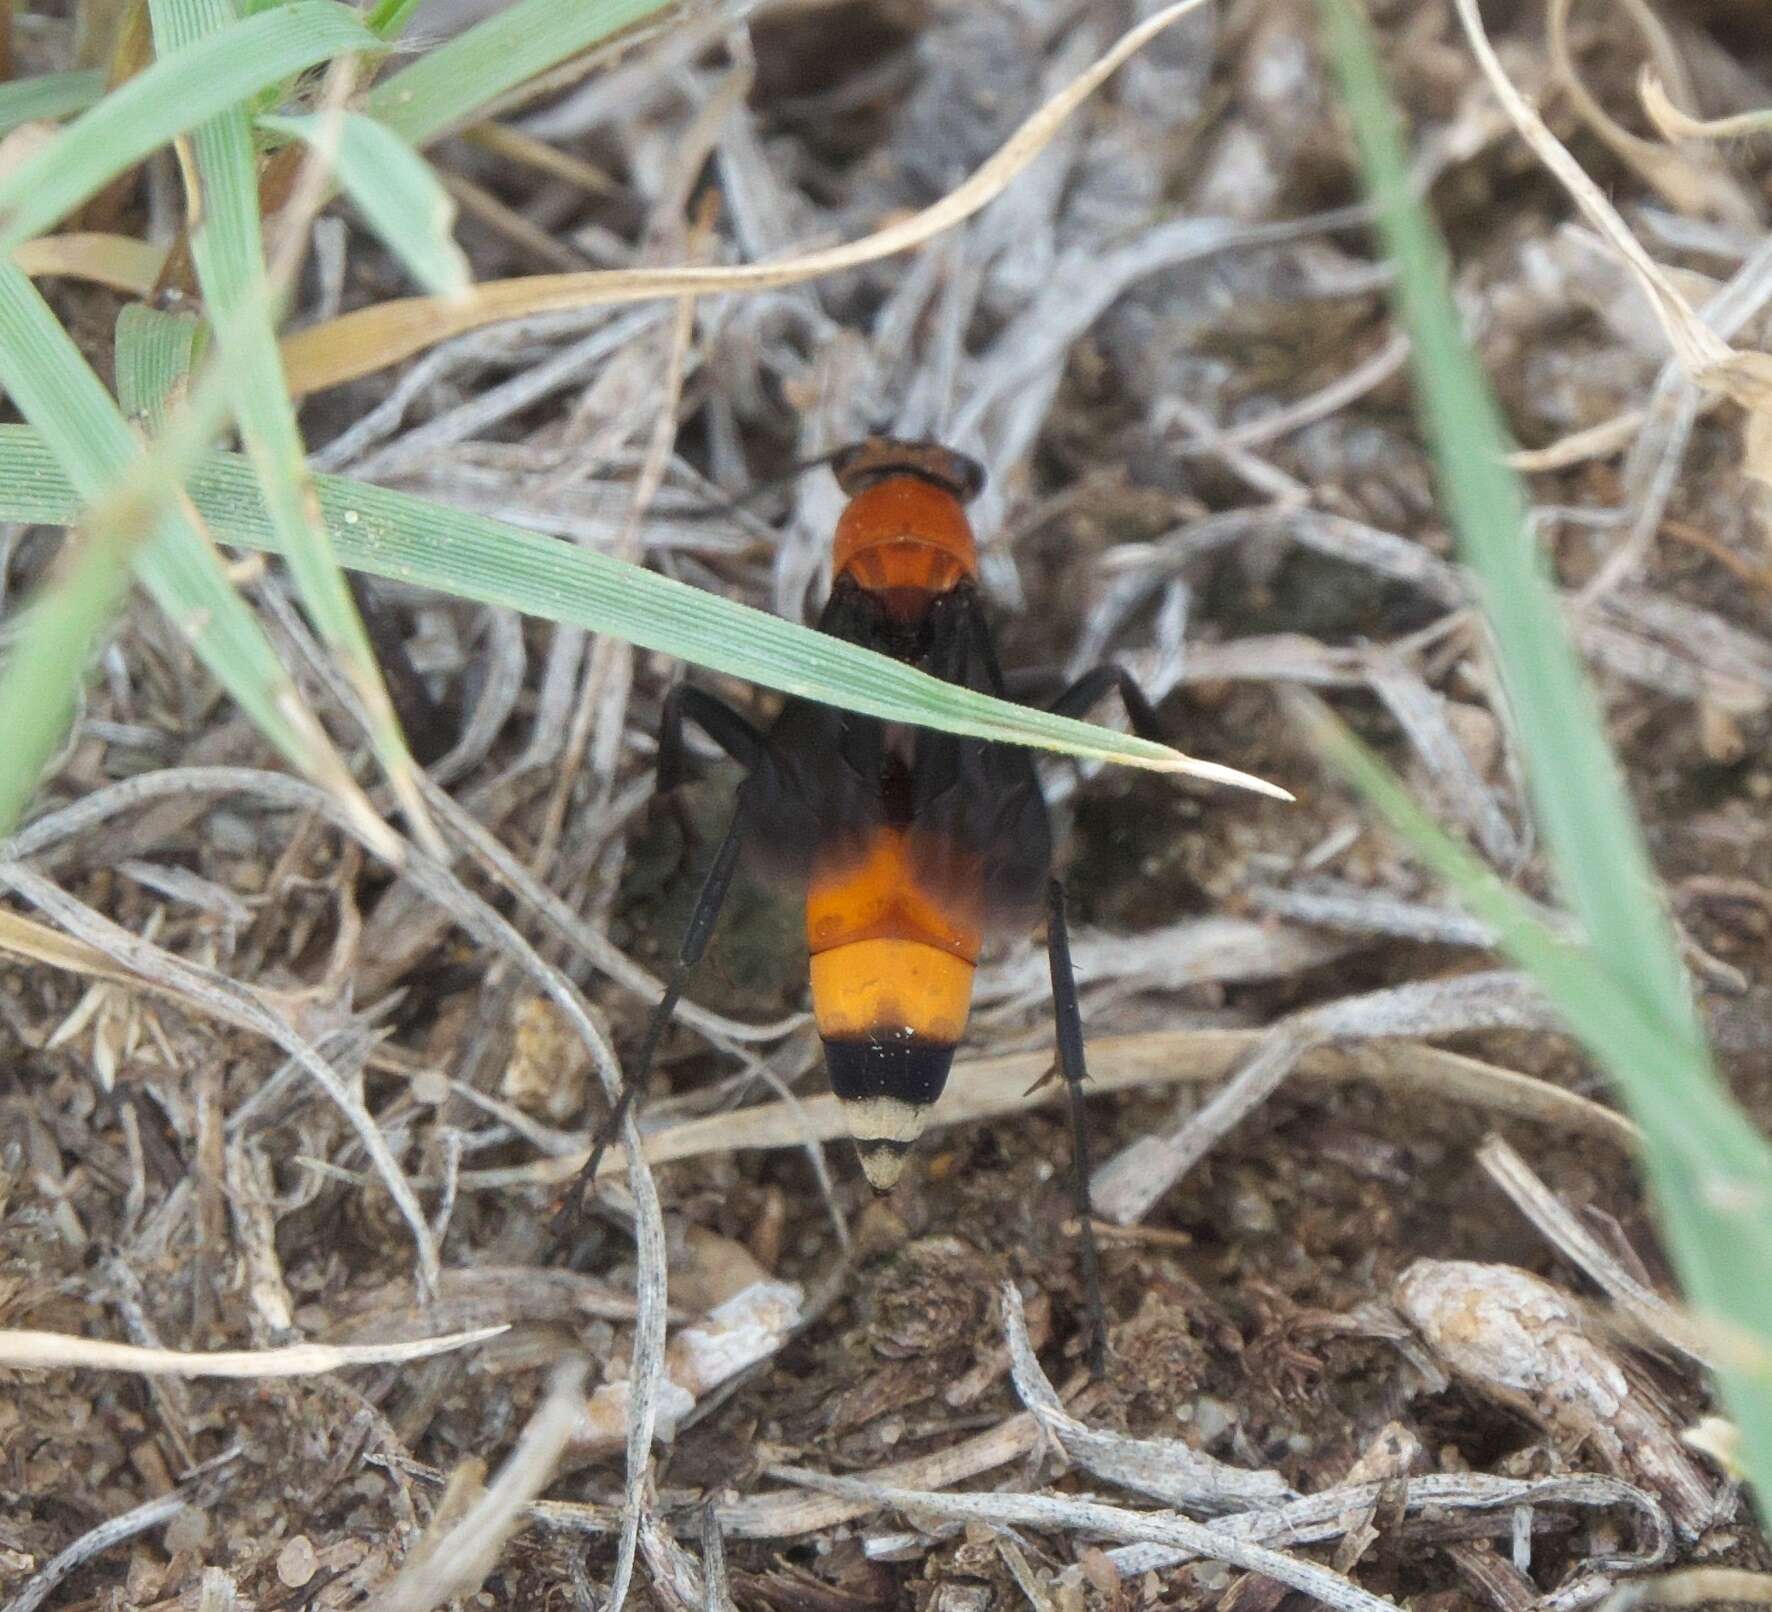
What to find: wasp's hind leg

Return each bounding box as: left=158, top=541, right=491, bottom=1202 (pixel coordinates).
left=657, top=684, right=771, bottom=792
left=570, top=812, right=745, bottom=1196
left=1046, top=664, right=1166, bottom=743
left=551, top=688, right=764, bottom=1260
left=1045, top=876, right=1109, bottom=1377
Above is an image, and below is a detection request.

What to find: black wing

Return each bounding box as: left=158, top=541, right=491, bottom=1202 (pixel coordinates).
left=901, top=584, right=1052, bottom=935
left=733, top=578, right=1051, bottom=936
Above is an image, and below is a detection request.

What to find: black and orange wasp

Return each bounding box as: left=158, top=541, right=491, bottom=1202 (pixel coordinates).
left=565, top=437, right=1193, bottom=1367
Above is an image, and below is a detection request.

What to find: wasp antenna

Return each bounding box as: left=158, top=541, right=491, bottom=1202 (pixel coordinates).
left=675, top=448, right=849, bottom=518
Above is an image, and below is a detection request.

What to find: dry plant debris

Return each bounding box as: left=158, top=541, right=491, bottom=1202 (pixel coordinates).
left=4, top=0, right=1772, bottom=1608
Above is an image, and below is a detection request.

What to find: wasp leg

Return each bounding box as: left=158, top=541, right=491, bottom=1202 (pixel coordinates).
left=658, top=684, right=770, bottom=793
left=998, top=666, right=1070, bottom=706
left=1045, top=876, right=1108, bottom=1377
left=1046, top=665, right=1166, bottom=743
left=553, top=688, right=763, bottom=1259
left=553, top=809, right=746, bottom=1257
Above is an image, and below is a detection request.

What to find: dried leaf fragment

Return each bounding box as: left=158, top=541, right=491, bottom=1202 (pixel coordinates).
left=1394, top=1260, right=1728, bottom=1538
left=577, top=1279, right=804, bottom=1452
left=504, top=993, right=592, bottom=1123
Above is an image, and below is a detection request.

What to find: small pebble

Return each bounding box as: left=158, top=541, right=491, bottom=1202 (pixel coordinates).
left=410, top=1068, right=450, bottom=1106
left=162, top=1506, right=209, bottom=1554
left=1193, top=1395, right=1238, bottom=1443
left=1078, top=1545, right=1120, bottom=1596
left=278, top=1535, right=318, bottom=1589
left=1227, top=1183, right=1276, bottom=1234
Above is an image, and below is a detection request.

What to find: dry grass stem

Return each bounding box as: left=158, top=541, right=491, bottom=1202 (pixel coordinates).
left=1544, top=0, right=1758, bottom=230
left=1450, top=0, right=1772, bottom=410
left=1580, top=233, right=1772, bottom=601
left=3, top=1488, right=202, bottom=1612
left=699, top=1505, right=736, bottom=1612
left=1639, top=75, right=1772, bottom=144
left=459, top=1023, right=1637, bottom=1194
left=716, top=1407, right=1055, bottom=1541
left=1100, top=1470, right=1671, bottom=1582
left=1001, top=1282, right=1294, bottom=1510
left=364, top=1356, right=589, bottom=1612
left=766, top=1465, right=1407, bottom=1612
left=1092, top=972, right=1565, bottom=1227
left=1477, top=1135, right=1715, bottom=1368
left=1509, top=410, right=1650, bottom=472
left=278, top=0, right=1214, bottom=392
left=0, top=1325, right=507, bottom=1374
left=1604, top=1568, right=1772, bottom=1612
left=1175, top=331, right=1412, bottom=460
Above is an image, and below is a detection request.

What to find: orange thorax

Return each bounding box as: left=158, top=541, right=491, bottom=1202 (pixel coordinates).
left=832, top=475, right=978, bottom=618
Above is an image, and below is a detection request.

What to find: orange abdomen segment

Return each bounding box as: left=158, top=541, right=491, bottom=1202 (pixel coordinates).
left=806, top=829, right=982, bottom=1043
left=806, top=830, right=981, bottom=959
left=810, top=939, right=975, bottom=1044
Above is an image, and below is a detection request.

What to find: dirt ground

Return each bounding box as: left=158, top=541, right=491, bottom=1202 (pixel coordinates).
left=5, top=0, right=1772, bottom=1608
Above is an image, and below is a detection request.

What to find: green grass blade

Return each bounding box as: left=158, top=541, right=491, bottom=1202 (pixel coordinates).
left=0, top=3, right=377, bottom=256
left=148, top=0, right=437, bottom=855
left=258, top=112, right=469, bottom=296
left=1318, top=0, right=1692, bottom=1035
left=1298, top=680, right=1772, bottom=1468
left=366, top=0, right=674, bottom=147
left=0, top=69, right=106, bottom=136
left=0, top=525, right=135, bottom=830
left=0, top=425, right=1248, bottom=777
left=1291, top=693, right=1731, bottom=1162
left=0, top=265, right=374, bottom=840
left=0, top=400, right=139, bottom=831
left=116, top=304, right=204, bottom=430
left=1318, top=0, right=1772, bottom=1503
left=363, top=0, right=425, bottom=41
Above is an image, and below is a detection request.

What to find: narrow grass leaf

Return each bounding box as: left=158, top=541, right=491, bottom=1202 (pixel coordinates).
left=1318, top=0, right=1772, bottom=1504
left=0, top=267, right=370, bottom=838
left=363, top=0, right=425, bottom=40
left=366, top=0, right=675, bottom=148
left=1288, top=692, right=1730, bottom=1162
left=0, top=426, right=1284, bottom=788
left=115, top=305, right=204, bottom=430
left=0, top=69, right=105, bottom=136
left=0, top=481, right=137, bottom=833
left=1297, top=681, right=1772, bottom=1481
left=1318, top=0, right=1691, bottom=1030
left=0, top=3, right=377, bottom=256
left=148, top=0, right=437, bottom=858
left=259, top=112, right=469, bottom=296
left=13, top=232, right=167, bottom=295
left=111, top=307, right=399, bottom=857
